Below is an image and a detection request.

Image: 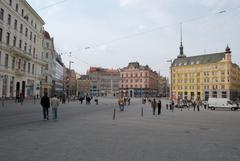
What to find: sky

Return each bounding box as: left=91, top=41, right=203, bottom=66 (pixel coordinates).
left=27, top=0, right=240, bottom=76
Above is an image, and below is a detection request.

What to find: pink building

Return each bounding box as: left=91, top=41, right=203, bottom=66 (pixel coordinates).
left=120, top=62, right=158, bottom=97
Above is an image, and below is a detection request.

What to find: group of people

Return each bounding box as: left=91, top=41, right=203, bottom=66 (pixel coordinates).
left=150, top=99, right=162, bottom=115
left=40, top=93, right=60, bottom=121
left=118, top=97, right=131, bottom=111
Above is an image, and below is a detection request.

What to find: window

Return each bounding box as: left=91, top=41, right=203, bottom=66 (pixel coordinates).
left=13, top=36, right=16, bottom=46
left=19, top=39, right=22, bottom=48
left=33, top=48, right=35, bottom=58
left=9, top=0, right=12, bottom=6
left=8, top=14, right=11, bottom=25
left=16, top=4, right=19, bottom=12
left=20, top=24, right=23, bottom=33
left=28, top=63, right=30, bottom=73
left=32, top=64, right=34, bottom=74
left=33, top=35, right=36, bottom=43
left=0, top=28, right=2, bottom=41
left=5, top=54, right=9, bottom=68
left=23, top=61, right=26, bottom=71
left=31, top=20, right=33, bottom=25
left=25, top=28, right=28, bottom=37
left=21, top=9, right=24, bottom=17
left=0, top=8, right=4, bottom=20
left=30, top=31, right=32, bottom=40
left=222, top=91, right=227, bottom=98
left=12, top=56, right=15, bottom=69
left=14, top=19, right=17, bottom=29
left=46, top=42, right=49, bottom=48
left=24, top=42, right=27, bottom=51
left=29, top=45, right=32, bottom=54
left=18, top=59, right=21, bottom=69
left=46, top=52, right=48, bottom=58
left=6, top=32, right=10, bottom=45
left=45, top=64, right=48, bottom=70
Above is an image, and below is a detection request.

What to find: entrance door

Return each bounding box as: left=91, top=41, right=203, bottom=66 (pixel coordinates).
left=16, top=82, right=20, bottom=98
left=21, top=81, right=25, bottom=98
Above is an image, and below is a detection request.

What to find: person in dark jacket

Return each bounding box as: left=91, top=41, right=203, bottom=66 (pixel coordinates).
left=157, top=100, right=162, bottom=115
left=41, top=93, right=50, bottom=120
left=151, top=99, right=157, bottom=115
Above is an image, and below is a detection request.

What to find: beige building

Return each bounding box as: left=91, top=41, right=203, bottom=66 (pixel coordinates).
left=63, top=68, right=77, bottom=97
left=171, top=46, right=240, bottom=101
left=87, top=67, right=120, bottom=96
left=77, top=75, right=90, bottom=96
left=0, top=0, right=46, bottom=99
left=119, top=62, right=159, bottom=97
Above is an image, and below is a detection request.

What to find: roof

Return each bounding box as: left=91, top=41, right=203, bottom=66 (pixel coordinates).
left=88, top=67, right=119, bottom=74
left=44, top=31, right=51, bottom=39
left=79, top=75, right=89, bottom=80
left=172, top=52, right=227, bottom=67
left=122, top=62, right=151, bottom=71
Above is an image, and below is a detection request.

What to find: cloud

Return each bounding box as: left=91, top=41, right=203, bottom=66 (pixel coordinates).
left=119, top=0, right=139, bottom=7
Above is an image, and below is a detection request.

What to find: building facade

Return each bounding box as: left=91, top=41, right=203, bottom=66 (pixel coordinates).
left=0, top=0, right=46, bottom=99
left=158, top=75, right=169, bottom=97
left=51, top=53, right=64, bottom=97
left=88, top=67, right=120, bottom=96
left=171, top=46, right=240, bottom=101
left=41, top=30, right=55, bottom=96
left=119, top=62, right=159, bottom=97
left=63, top=68, right=77, bottom=97
left=77, top=75, right=90, bottom=96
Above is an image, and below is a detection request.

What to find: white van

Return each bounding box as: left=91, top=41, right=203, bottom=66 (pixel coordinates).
left=208, top=98, right=239, bottom=111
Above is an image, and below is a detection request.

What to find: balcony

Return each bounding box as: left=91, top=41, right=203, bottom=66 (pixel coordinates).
left=15, top=69, right=25, bottom=76
left=10, top=47, right=32, bottom=60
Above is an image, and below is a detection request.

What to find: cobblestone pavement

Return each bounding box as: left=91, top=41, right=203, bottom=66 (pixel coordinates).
left=0, top=97, right=240, bottom=161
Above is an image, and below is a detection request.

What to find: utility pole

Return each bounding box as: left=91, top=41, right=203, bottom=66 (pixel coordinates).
left=167, top=59, right=172, bottom=100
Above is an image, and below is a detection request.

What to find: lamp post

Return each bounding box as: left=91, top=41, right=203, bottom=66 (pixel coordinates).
left=167, top=59, right=173, bottom=100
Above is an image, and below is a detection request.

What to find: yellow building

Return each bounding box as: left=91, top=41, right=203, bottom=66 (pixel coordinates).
left=171, top=46, right=240, bottom=101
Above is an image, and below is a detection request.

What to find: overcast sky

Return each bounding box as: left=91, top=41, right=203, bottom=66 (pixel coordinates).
left=27, top=0, right=240, bottom=76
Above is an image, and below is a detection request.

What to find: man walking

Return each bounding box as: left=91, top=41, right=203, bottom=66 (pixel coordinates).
left=51, top=95, right=60, bottom=120
left=151, top=99, right=157, bottom=115
left=41, top=93, right=50, bottom=120
left=157, top=99, right=162, bottom=115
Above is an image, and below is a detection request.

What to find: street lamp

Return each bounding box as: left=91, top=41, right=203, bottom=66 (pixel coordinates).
left=167, top=59, right=172, bottom=100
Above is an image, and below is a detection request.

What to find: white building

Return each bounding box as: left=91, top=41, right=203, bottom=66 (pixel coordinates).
left=0, top=0, right=46, bottom=99
left=41, top=30, right=55, bottom=96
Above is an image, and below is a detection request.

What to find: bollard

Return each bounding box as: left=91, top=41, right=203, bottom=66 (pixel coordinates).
left=141, top=107, right=143, bottom=117
left=2, top=97, right=4, bottom=107
left=113, top=108, right=116, bottom=120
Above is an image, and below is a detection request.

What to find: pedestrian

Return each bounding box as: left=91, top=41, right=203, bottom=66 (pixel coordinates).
left=171, top=100, right=175, bottom=112
left=151, top=99, right=157, bottom=115
left=51, top=95, right=60, bottom=120
left=157, top=99, right=162, bottom=115
left=40, top=93, right=50, bottom=120
left=193, top=100, right=196, bottom=111
left=118, top=97, right=124, bottom=111
left=20, top=93, right=24, bottom=105
left=127, top=97, right=131, bottom=105
left=166, top=103, right=168, bottom=110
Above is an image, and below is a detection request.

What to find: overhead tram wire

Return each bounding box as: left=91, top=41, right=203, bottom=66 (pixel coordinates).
left=37, top=0, right=71, bottom=11
left=75, top=6, right=240, bottom=51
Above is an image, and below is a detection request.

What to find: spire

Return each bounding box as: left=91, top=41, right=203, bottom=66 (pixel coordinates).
left=178, top=23, right=186, bottom=58
left=225, top=44, right=231, bottom=53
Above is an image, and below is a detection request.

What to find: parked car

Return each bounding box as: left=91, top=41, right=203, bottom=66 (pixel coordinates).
left=208, top=98, right=238, bottom=111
